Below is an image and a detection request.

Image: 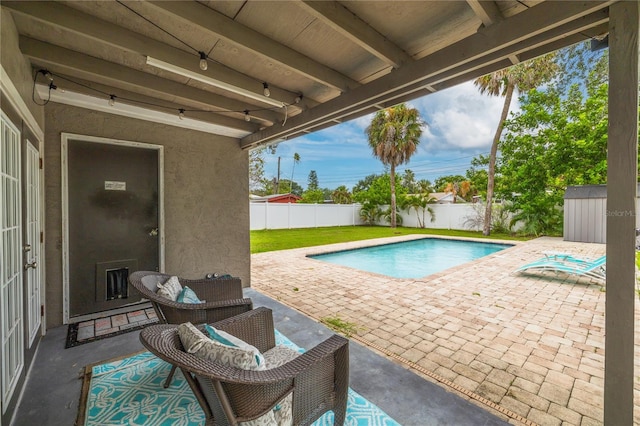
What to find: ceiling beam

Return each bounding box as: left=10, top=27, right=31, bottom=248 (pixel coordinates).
left=298, top=0, right=412, bottom=68
left=19, top=37, right=281, bottom=125
left=466, top=0, right=504, bottom=26
left=241, top=1, right=611, bottom=148
left=2, top=0, right=316, bottom=110
left=148, top=1, right=358, bottom=92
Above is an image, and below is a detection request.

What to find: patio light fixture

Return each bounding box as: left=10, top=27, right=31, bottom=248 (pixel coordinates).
left=146, top=56, right=285, bottom=108
left=198, top=51, right=208, bottom=71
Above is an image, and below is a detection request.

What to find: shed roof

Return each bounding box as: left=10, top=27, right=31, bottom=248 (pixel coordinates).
left=564, top=184, right=640, bottom=199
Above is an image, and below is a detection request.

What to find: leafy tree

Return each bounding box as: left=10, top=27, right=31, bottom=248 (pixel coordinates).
left=366, top=104, right=424, bottom=227
left=249, top=147, right=267, bottom=194
left=466, top=156, right=489, bottom=200
left=352, top=173, right=382, bottom=196
left=443, top=180, right=473, bottom=202
left=308, top=170, right=319, bottom=190
left=299, top=188, right=325, bottom=204
left=272, top=179, right=303, bottom=196
left=289, top=153, right=300, bottom=194
left=497, top=55, right=614, bottom=236
left=353, top=174, right=407, bottom=206
left=321, top=188, right=333, bottom=200
left=331, top=185, right=353, bottom=204
left=474, top=52, right=559, bottom=235
left=433, top=175, right=466, bottom=192
left=400, top=169, right=418, bottom=193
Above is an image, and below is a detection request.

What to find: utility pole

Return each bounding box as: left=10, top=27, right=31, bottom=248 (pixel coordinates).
left=275, top=156, right=281, bottom=194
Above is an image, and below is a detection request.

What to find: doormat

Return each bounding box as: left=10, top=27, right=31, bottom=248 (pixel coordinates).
left=65, top=308, right=158, bottom=348
left=77, top=330, right=401, bottom=426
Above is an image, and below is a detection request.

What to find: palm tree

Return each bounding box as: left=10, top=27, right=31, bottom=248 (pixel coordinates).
left=400, top=194, right=436, bottom=228
left=474, top=53, right=558, bottom=235
left=289, top=152, right=300, bottom=194
left=366, top=104, right=424, bottom=228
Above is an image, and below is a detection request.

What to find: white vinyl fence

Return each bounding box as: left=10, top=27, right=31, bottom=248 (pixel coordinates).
left=250, top=202, right=487, bottom=231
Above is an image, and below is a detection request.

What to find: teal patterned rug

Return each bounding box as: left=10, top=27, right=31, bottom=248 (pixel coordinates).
left=79, top=330, right=401, bottom=425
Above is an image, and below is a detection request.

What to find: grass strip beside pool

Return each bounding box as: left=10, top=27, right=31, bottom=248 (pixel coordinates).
left=251, top=225, right=529, bottom=254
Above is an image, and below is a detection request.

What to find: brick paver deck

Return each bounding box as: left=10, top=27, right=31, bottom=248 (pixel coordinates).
left=251, top=235, right=640, bottom=425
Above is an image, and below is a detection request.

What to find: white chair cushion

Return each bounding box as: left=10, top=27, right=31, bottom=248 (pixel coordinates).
left=156, top=276, right=182, bottom=301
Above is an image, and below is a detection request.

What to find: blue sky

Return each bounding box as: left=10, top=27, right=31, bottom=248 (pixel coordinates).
left=262, top=80, right=517, bottom=191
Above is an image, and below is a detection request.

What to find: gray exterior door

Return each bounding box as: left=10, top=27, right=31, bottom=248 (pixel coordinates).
left=67, top=139, right=160, bottom=318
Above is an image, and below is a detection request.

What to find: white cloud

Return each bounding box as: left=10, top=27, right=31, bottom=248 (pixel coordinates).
left=260, top=80, right=524, bottom=188
left=413, top=81, right=519, bottom=152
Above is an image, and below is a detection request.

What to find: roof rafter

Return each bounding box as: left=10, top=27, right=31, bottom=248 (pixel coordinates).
left=2, top=0, right=316, bottom=110
left=297, top=0, right=412, bottom=68
left=19, top=37, right=280, bottom=125
left=241, top=1, right=612, bottom=148
left=148, top=0, right=358, bottom=92
left=466, top=0, right=504, bottom=26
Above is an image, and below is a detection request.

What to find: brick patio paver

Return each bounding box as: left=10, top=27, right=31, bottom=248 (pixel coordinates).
left=251, top=235, right=639, bottom=424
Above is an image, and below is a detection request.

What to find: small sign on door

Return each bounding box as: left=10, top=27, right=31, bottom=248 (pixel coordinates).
left=104, top=181, right=126, bottom=191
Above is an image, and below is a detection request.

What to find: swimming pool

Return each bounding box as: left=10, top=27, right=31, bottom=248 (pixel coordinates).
left=309, top=238, right=512, bottom=279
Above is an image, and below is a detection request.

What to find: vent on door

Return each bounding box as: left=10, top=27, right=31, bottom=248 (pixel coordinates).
left=96, top=259, right=138, bottom=302
left=106, top=268, right=129, bottom=300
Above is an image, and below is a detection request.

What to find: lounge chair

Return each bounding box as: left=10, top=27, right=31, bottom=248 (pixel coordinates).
left=516, top=255, right=606, bottom=283
left=139, top=307, right=349, bottom=426
left=129, top=271, right=253, bottom=387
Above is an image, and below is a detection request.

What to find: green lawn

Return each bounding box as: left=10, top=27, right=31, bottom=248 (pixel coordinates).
left=250, top=226, right=530, bottom=254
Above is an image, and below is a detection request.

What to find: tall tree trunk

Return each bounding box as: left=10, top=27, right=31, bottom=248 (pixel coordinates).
left=390, top=163, right=397, bottom=228
left=483, top=83, right=514, bottom=236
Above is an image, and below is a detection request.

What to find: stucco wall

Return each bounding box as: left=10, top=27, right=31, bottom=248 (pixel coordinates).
left=0, top=9, right=45, bottom=129
left=44, top=103, right=250, bottom=327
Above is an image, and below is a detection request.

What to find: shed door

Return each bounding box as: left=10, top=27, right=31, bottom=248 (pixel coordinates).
left=66, top=139, right=160, bottom=319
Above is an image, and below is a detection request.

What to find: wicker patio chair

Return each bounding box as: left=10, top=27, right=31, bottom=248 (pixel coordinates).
left=129, top=270, right=253, bottom=387
left=140, top=307, right=349, bottom=426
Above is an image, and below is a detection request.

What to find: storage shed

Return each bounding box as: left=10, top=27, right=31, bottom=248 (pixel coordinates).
left=564, top=184, right=640, bottom=243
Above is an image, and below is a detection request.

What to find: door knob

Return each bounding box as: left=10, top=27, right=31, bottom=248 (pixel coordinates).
left=24, top=261, right=37, bottom=270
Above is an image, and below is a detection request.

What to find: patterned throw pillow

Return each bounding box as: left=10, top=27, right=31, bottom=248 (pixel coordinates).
left=177, top=322, right=265, bottom=371
left=262, top=345, right=300, bottom=426
left=156, top=276, right=182, bottom=301
left=177, top=323, right=296, bottom=426
left=177, top=286, right=203, bottom=304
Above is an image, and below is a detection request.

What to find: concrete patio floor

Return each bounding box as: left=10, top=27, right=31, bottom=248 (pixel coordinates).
left=251, top=235, right=640, bottom=425
left=11, top=286, right=509, bottom=426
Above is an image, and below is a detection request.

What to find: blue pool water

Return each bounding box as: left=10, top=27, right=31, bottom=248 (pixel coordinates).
left=309, top=238, right=512, bottom=279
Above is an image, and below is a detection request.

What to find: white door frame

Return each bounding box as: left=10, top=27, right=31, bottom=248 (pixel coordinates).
left=0, top=113, right=24, bottom=415
left=25, top=141, right=41, bottom=346
left=61, top=133, right=165, bottom=324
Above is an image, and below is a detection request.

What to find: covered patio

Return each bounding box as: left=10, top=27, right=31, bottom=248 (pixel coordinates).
left=9, top=236, right=637, bottom=424
left=1, top=1, right=638, bottom=425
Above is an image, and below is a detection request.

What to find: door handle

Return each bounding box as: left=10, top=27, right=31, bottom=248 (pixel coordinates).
left=24, top=244, right=32, bottom=252
left=24, top=261, right=37, bottom=270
